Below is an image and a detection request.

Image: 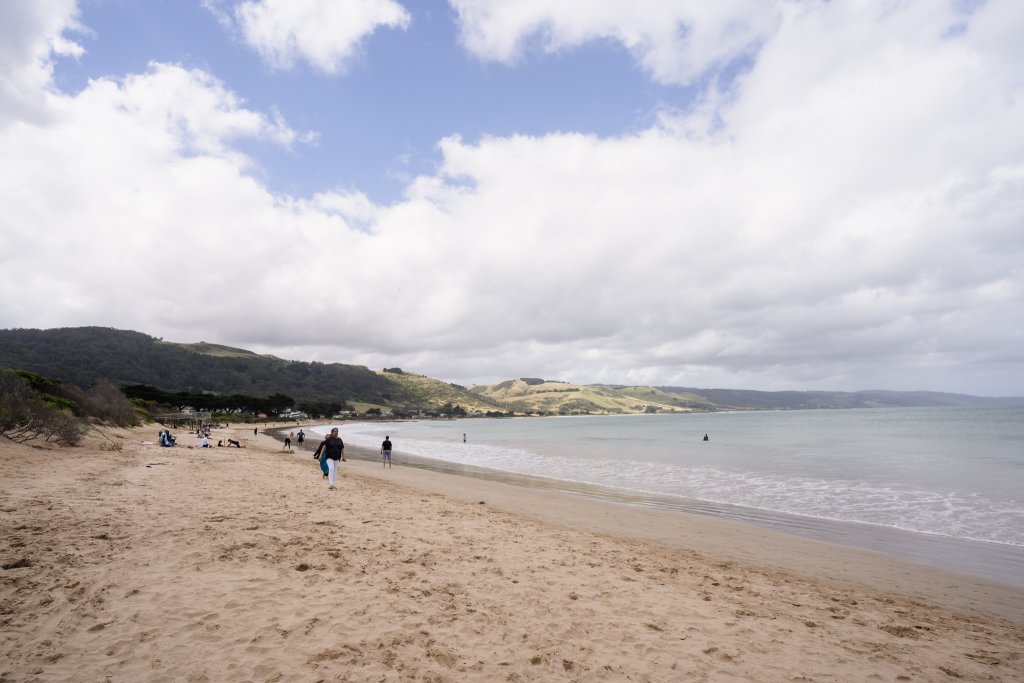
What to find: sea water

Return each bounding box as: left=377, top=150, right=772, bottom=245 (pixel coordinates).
left=311, top=407, right=1024, bottom=584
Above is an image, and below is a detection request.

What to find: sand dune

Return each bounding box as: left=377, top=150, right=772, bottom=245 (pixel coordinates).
left=1, top=424, right=1021, bottom=681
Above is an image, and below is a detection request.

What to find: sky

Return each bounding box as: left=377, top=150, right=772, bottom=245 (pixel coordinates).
left=1, top=0, right=1022, bottom=396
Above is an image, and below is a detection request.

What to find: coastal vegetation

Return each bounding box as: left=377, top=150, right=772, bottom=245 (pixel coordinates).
left=118, top=384, right=351, bottom=419
left=0, top=369, right=141, bottom=446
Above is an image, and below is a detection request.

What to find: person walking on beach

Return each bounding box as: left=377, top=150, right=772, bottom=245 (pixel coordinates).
left=381, top=435, right=392, bottom=468
left=297, top=429, right=305, bottom=445
left=284, top=435, right=292, bottom=450
left=313, top=427, right=346, bottom=490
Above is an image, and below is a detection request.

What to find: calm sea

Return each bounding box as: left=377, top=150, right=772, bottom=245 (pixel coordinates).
left=311, top=407, right=1024, bottom=585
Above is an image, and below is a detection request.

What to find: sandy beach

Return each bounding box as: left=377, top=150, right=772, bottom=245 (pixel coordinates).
left=1, top=424, right=1022, bottom=681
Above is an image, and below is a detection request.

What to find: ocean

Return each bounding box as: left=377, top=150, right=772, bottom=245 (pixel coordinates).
left=308, top=407, right=1024, bottom=585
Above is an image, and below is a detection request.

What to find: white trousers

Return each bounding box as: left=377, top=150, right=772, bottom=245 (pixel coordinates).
left=326, top=458, right=338, bottom=487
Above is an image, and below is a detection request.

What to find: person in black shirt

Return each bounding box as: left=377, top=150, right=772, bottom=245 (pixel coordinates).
left=380, top=436, right=393, bottom=468
left=313, top=427, right=346, bottom=489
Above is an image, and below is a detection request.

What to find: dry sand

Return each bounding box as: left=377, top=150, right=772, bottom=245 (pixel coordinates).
left=1, top=423, right=1021, bottom=682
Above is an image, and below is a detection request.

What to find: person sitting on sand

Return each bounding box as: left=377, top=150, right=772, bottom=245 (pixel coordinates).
left=200, top=435, right=210, bottom=448
left=159, top=430, right=176, bottom=447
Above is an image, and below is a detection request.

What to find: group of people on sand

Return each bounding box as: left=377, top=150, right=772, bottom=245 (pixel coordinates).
left=164, top=423, right=393, bottom=490
left=281, top=429, right=307, bottom=451
left=157, top=428, right=247, bottom=448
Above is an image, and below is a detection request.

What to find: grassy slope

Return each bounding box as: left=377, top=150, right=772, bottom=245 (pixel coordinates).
left=469, top=379, right=710, bottom=414
left=161, top=342, right=265, bottom=358
left=376, top=371, right=502, bottom=413
left=612, top=386, right=719, bottom=411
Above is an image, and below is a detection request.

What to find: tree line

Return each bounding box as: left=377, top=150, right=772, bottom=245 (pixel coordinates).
left=121, top=385, right=351, bottom=418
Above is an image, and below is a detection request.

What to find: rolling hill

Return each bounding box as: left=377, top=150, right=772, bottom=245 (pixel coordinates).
left=2, top=327, right=1020, bottom=415
left=469, top=379, right=715, bottom=414
left=0, top=327, right=486, bottom=411
left=468, top=379, right=1024, bottom=414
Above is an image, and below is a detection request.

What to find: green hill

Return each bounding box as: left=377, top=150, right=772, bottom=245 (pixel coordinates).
left=0, top=327, right=477, bottom=411
left=2, top=327, right=1019, bottom=415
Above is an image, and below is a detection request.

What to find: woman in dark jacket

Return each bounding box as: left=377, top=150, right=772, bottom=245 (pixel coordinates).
left=313, top=427, right=346, bottom=489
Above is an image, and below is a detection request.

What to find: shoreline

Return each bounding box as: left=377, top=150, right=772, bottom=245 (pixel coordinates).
left=2, top=423, right=1021, bottom=680
left=268, top=425, right=1024, bottom=621
left=267, top=424, right=1024, bottom=590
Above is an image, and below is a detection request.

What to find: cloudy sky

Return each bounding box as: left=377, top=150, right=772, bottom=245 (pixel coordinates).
left=1, top=0, right=1022, bottom=396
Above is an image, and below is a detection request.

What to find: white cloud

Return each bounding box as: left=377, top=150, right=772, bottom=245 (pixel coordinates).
left=0, top=0, right=83, bottom=123
left=0, top=0, right=1022, bottom=394
left=448, top=0, right=781, bottom=85
left=364, top=0, right=1023, bottom=392
left=115, top=63, right=308, bottom=155
left=216, top=0, right=411, bottom=73
left=0, top=59, right=328, bottom=328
